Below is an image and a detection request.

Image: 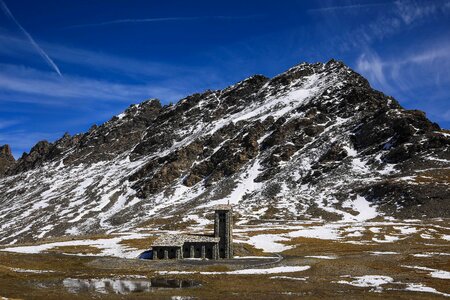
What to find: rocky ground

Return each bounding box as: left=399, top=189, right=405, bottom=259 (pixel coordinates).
left=0, top=218, right=449, bottom=299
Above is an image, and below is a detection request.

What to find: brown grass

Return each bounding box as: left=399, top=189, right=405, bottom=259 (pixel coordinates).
left=233, top=242, right=267, bottom=257
left=138, top=216, right=194, bottom=230
left=245, top=229, right=293, bottom=237
left=203, top=265, right=231, bottom=272
left=44, top=245, right=102, bottom=255
left=281, top=237, right=376, bottom=256
left=414, top=169, right=450, bottom=184
left=118, top=236, right=158, bottom=250
left=261, top=205, right=280, bottom=219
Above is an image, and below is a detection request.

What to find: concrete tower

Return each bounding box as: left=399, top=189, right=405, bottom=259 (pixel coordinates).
left=214, top=204, right=233, bottom=259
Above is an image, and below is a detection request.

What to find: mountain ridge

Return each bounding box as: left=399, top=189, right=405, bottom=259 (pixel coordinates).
left=0, top=59, right=449, bottom=244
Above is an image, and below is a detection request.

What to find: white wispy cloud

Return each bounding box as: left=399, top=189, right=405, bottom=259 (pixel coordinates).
left=355, top=42, right=450, bottom=128
left=395, top=0, right=450, bottom=24
left=440, top=110, right=450, bottom=121
left=356, top=40, right=450, bottom=109
left=0, top=33, right=177, bottom=78
left=0, top=63, right=186, bottom=105
left=356, top=50, right=391, bottom=90
left=0, top=32, right=230, bottom=87
left=0, top=30, right=243, bottom=112
left=357, top=41, right=450, bottom=84
left=0, top=0, right=62, bottom=77
left=65, top=15, right=261, bottom=29
left=0, top=119, right=20, bottom=130
left=321, top=0, right=450, bottom=52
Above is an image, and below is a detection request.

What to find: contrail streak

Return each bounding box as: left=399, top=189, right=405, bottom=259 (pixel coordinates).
left=66, top=15, right=262, bottom=29
left=308, top=3, right=387, bottom=12
left=0, top=0, right=62, bottom=77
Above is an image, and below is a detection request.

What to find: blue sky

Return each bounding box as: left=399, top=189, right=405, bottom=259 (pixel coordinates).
left=0, top=0, right=449, bottom=158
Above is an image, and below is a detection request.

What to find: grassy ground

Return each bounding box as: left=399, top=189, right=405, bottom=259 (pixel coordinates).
left=0, top=219, right=449, bottom=299
left=44, top=245, right=103, bottom=255
left=118, top=236, right=158, bottom=250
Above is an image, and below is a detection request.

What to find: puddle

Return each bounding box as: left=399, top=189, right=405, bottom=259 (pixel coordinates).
left=63, top=277, right=200, bottom=294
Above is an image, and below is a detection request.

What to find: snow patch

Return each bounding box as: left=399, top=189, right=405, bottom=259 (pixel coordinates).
left=159, top=266, right=310, bottom=275
left=9, top=267, right=54, bottom=274
left=369, top=251, right=399, bottom=255
left=341, top=195, right=378, bottom=222
left=402, top=265, right=450, bottom=279
left=336, top=275, right=394, bottom=292
left=270, top=276, right=308, bottom=281
left=1, top=233, right=151, bottom=258
left=246, top=234, right=292, bottom=253
left=405, top=283, right=450, bottom=297
left=305, top=255, right=337, bottom=260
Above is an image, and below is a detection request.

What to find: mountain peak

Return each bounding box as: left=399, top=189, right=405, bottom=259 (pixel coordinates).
left=0, top=144, right=13, bottom=157
left=0, top=144, right=15, bottom=176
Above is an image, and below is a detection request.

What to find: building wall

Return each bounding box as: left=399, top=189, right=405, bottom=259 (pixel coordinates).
left=153, top=243, right=218, bottom=260
left=152, top=246, right=181, bottom=260
left=183, top=242, right=218, bottom=259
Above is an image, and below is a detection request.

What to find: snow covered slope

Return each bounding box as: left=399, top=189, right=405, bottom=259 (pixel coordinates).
left=0, top=60, right=449, bottom=244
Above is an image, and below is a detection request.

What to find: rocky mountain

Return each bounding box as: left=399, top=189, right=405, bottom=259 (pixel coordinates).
left=0, top=60, right=449, bottom=244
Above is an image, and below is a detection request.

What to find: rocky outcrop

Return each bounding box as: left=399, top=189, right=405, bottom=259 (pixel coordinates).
left=11, top=141, right=52, bottom=174
left=0, top=145, right=15, bottom=176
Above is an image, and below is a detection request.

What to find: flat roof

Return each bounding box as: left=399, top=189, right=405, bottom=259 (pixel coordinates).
left=152, top=234, right=220, bottom=247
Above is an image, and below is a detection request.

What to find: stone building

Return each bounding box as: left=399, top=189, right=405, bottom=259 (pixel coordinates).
left=151, top=204, right=233, bottom=260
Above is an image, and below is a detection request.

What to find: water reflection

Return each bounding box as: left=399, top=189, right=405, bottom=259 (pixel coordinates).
left=63, top=277, right=200, bottom=294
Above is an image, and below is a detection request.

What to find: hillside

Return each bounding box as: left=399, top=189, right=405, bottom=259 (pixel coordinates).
left=0, top=59, right=449, bottom=244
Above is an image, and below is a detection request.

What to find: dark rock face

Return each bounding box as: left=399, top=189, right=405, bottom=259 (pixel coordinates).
left=0, top=59, right=449, bottom=244
left=12, top=141, right=52, bottom=174
left=0, top=145, right=15, bottom=176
